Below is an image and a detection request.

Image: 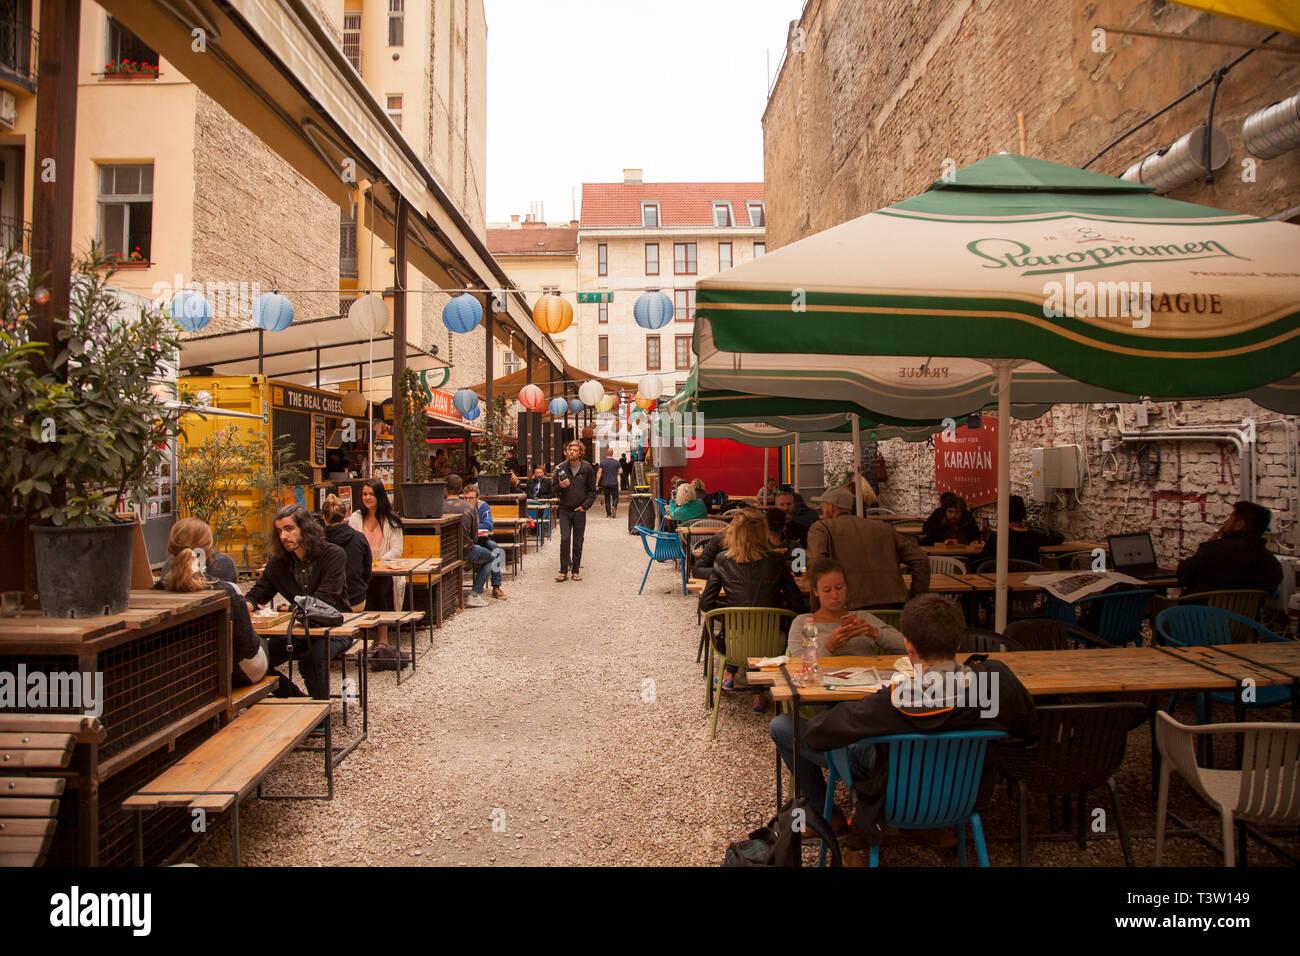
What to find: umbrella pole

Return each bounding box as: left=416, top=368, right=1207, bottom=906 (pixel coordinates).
left=994, top=361, right=1013, bottom=632
left=763, top=446, right=770, bottom=498
left=791, top=439, right=800, bottom=496
left=851, top=413, right=863, bottom=516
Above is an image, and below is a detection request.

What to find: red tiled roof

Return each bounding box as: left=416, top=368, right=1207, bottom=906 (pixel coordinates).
left=580, top=182, right=764, bottom=228
left=486, top=227, right=578, bottom=255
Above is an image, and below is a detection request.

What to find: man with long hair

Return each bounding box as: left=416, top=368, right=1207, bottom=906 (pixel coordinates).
left=554, top=440, right=597, bottom=581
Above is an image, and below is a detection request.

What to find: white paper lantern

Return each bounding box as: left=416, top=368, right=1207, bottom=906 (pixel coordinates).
left=638, top=374, right=663, bottom=400
left=341, top=390, right=368, bottom=417
left=578, top=380, right=604, bottom=407
left=347, top=293, right=389, bottom=336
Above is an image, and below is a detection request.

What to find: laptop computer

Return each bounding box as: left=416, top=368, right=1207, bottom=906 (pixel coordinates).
left=1107, top=532, right=1176, bottom=581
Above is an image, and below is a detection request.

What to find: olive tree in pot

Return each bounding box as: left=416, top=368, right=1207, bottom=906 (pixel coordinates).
left=397, top=367, right=444, bottom=517
left=1, top=249, right=187, bottom=617
left=475, top=395, right=513, bottom=497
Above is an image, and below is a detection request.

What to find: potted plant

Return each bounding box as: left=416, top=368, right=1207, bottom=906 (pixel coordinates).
left=476, top=395, right=512, bottom=497
left=2, top=248, right=187, bottom=617
left=397, top=367, right=444, bottom=517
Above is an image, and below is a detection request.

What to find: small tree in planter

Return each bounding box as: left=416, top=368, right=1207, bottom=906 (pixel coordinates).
left=398, top=367, right=444, bottom=516
left=478, top=395, right=512, bottom=496
left=2, top=248, right=188, bottom=616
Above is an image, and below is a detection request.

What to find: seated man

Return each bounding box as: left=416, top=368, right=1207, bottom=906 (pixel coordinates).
left=756, top=476, right=780, bottom=505
left=1177, top=500, right=1282, bottom=596
left=771, top=593, right=1037, bottom=821
left=525, top=465, right=553, bottom=500
left=807, top=486, right=929, bottom=610
left=978, top=494, right=1061, bottom=564
left=442, top=474, right=495, bottom=607
left=464, top=483, right=507, bottom=600
left=772, top=491, right=807, bottom=548
left=921, top=494, right=980, bottom=545
left=245, top=505, right=352, bottom=700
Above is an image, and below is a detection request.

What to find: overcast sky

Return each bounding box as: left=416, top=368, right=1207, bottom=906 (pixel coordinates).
left=484, top=0, right=806, bottom=224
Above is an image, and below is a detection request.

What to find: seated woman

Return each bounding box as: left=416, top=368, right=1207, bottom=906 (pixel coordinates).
left=667, top=481, right=707, bottom=527
left=700, top=511, right=807, bottom=712
left=153, top=517, right=238, bottom=584
left=245, top=505, right=351, bottom=700
left=921, top=494, right=980, bottom=544
left=320, top=495, right=372, bottom=611
left=155, top=518, right=268, bottom=687
left=787, top=559, right=906, bottom=657
left=348, top=478, right=405, bottom=659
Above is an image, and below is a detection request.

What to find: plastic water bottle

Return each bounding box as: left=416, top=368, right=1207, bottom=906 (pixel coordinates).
left=800, top=621, right=821, bottom=687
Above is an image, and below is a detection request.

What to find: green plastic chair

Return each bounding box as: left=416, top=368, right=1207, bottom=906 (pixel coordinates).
left=1150, top=589, right=1269, bottom=644
left=862, top=608, right=902, bottom=630
left=703, top=606, right=796, bottom=739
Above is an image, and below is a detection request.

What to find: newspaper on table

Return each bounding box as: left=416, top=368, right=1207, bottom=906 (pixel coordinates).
left=1022, top=571, right=1148, bottom=603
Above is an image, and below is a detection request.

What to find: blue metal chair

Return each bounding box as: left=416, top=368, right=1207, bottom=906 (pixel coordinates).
left=652, top=498, right=672, bottom=531
left=526, top=500, right=552, bottom=545
left=634, top=525, right=687, bottom=595
left=819, top=729, right=1008, bottom=867
left=1046, top=589, right=1154, bottom=647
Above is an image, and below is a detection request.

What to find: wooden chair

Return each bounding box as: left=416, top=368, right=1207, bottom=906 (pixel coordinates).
left=0, top=715, right=92, bottom=866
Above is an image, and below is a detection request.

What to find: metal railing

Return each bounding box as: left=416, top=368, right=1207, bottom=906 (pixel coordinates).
left=0, top=13, right=37, bottom=89
left=339, top=218, right=358, bottom=277
left=0, top=215, right=30, bottom=253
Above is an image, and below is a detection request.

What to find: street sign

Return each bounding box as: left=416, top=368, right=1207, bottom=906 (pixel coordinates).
left=577, top=291, right=613, bottom=304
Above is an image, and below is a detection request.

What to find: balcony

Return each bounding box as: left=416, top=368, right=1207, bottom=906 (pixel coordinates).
left=0, top=14, right=36, bottom=94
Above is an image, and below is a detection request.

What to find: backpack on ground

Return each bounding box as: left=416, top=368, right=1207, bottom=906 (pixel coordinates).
left=722, top=798, right=842, bottom=867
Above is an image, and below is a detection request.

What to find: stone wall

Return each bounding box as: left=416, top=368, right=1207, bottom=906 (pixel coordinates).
left=191, top=92, right=337, bottom=333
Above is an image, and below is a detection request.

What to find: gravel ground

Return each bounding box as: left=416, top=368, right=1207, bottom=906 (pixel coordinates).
left=190, top=514, right=1300, bottom=867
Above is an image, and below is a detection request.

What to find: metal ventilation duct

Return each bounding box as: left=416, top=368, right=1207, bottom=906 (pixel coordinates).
left=1242, top=92, right=1300, bottom=159
left=1121, top=126, right=1229, bottom=193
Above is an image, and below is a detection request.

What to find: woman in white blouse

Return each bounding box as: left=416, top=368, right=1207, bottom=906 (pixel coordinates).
left=349, top=478, right=405, bottom=658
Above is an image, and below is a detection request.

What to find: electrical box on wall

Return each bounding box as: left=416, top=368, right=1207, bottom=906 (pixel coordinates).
left=1032, top=446, right=1081, bottom=501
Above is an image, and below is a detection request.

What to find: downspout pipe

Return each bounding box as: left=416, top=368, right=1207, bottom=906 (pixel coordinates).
left=1117, top=427, right=1254, bottom=501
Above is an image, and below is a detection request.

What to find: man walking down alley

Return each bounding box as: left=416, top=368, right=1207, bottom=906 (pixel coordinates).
left=555, top=440, right=598, bottom=581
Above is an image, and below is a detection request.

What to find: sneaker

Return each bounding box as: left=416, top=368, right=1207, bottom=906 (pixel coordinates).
left=491, top=587, right=507, bottom=600
left=466, top=592, right=489, bottom=607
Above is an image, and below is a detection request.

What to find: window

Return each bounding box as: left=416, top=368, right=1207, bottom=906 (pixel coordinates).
left=503, top=350, right=522, bottom=375
left=388, top=0, right=404, bottom=46
left=747, top=201, right=765, bottom=227
left=641, top=202, right=659, bottom=228
left=673, top=242, right=697, bottom=275
left=754, top=242, right=766, bottom=257
left=105, top=15, right=159, bottom=72
left=646, top=336, right=661, bottom=371
left=541, top=285, right=560, bottom=296
left=386, top=95, right=403, bottom=130
left=713, top=201, right=732, bottom=227
left=339, top=207, right=358, bottom=278
left=675, top=335, right=692, bottom=370
left=645, top=242, right=659, bottom=275
left=97, top=164, right=154, bottom=262
left=718, top=241, right=732, bottom=272
left=598, top=302, right=608, bottom=324
left=674, top=289, right=695, bottom=322
left=598, top=336, right=608, bottom=371
left=597, top=243, right=608, bottom=276
left=343, top=12, right=362, bottom=71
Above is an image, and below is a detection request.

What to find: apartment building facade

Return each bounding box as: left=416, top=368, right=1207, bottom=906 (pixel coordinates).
left=485, top=215, right=580, bottom=378
left=577, top=170, right=765, bottom=395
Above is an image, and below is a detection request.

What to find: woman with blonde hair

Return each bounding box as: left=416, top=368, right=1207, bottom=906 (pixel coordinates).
left=154, top=518, right=268, bottom=686
left=668, top=479, right=706, bottom=526
left=155, top=516, right=237, bottom=585
left=699, top=510, right=806, bottom=710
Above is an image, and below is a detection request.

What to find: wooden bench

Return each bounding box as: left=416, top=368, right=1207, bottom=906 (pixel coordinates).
left=123, top=700, right=332, bottom=866
left=349, top=610, right=424, bottom=684
left=227, top=674, right=281, bottom=721
left=0, top=725, right=75, bottom=866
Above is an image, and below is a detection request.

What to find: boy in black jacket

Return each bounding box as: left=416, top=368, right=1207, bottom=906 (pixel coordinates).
left=554, top=440, right=598, bottom=581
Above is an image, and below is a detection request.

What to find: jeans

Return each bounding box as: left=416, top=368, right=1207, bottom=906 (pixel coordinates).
left=266, top=631, right=353, bottom=700
left=770, top=713, right=876, bottom=810
left=558, top=507, right=587, bottom=573
left=467, top=544, right=494, bottom=594
left=479, top=536, right=504, bottom=588
left=602, top=485, right=619, bottom=515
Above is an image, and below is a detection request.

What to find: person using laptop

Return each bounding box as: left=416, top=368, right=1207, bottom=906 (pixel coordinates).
left=1176, top=501, right=1282, bottom=597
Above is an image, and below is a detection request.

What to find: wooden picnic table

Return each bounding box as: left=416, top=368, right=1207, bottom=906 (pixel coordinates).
left=922, top=541, right=984, bottom=557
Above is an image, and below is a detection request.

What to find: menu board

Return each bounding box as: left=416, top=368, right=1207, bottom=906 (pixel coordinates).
left=312, top=414, right=326, bottom=468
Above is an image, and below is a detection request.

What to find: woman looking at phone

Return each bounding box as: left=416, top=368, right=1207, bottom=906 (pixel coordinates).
left=787, top=558, right=907, bottom=657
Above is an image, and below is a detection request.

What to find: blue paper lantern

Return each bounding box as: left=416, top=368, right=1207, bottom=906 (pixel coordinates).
left=253, top=292, right=294, bottom=332
left=548, top=397, right=568, bottom=417
left=463, top=405, right=481, bottom=421
left=442, top=293, right=483, bottom=334
left=568, top=398, right=584, bottom=414
left=170, top=290, right=212, bottom=332
left=453, top=388, right=479, bottom=417
left=633, top=290, right=673, bottom=330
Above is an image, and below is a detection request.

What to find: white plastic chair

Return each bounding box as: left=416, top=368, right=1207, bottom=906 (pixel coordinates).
left=928, top=555, right=967, bottom=575
left=1154, top=711, right=1300, bottom=866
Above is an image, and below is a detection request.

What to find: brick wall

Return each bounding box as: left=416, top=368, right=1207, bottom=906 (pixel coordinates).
left=766, top=0, right=1300, bottom=561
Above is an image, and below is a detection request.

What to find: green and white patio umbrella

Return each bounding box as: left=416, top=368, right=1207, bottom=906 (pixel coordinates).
left=694, top=153, right=1300, bottom=629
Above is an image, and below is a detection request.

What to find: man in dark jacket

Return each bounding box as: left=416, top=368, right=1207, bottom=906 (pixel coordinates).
left=690, top=530, right=727, bottom=581
left=320, top=508, right=372, bottom=610
left=554, top=440, right=598, bottom=581
left=619, top=453, right=632, bottom=490
left=525, top=466, right=553, bottom=500
left=598, top=450, right=621, bottom=518
left=245, top=505, right=351, bottom=699
left=1177, top=500, right=1282, bottom=596
left=771, top=593, right=1036, bottom=815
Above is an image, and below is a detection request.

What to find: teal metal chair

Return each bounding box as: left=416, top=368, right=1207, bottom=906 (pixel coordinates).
left=702, top=606, right=795, bottom=738
left=652, top=498, right=669, bottom=531
left=1046, top=589, right=1155, bottom=647
left=526, top=500, right=552, bottom=545
left=634, top=525, right=686, bottom=596
left=1150, top=589, right=1270, bottom=643
left=819, top=729, right=1008, bottom=866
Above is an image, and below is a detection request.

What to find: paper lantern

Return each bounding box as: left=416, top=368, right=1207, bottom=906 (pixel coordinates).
left=581, top=426, right=595, bottom=439
left=578, top=380, right=604, bottom=407
left=636, top=397, right=656, bottom=411
left=463, top=405, right=481, bottom=421
left=170, top=290, right=212, bottom=332
left=442, top=293, right=483, bottom=334
left=347, top=293, right=389, bottom=336
left=518, top=384, right=546, bottom=412
left=633, top=290, right=673, bottom=330
left=568, top=398, right=584, bottom=415
left=595, top=395, right=616, bottom=412
left=253, top=292, right=294, bottom=332
left=548, top=397, right=569, bottom=417
left=533, top=295, right=573, bottom=334
left=341, top=390, right=368, bottom=417
left=453, top=388, right=479, bottom=416
left=638, top=373, right=663, bottom=400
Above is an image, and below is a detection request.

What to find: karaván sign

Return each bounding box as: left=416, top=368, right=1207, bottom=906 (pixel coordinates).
left=934, top=418, right=998, bottom=508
